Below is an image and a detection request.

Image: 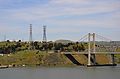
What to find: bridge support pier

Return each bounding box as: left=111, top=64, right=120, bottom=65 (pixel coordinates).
left=111, top=54, right=115, bottom=65
left=92, top=54, right=96, bottom=65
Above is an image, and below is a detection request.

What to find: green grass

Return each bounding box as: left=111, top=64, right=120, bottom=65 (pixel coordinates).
left=0, top=50, right=120, bottom=66
left=0, top=50, right=70, bottom=66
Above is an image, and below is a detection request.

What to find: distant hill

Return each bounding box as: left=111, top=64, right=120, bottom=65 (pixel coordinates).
left=55, top=40, right=120, bottom=45
left=55, top=39, right=73, bottom=44
left=96, top=41, right=120, bottom=46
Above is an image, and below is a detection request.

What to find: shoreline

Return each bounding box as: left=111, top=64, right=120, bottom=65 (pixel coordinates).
left=1, top=63, right=119, bottom=69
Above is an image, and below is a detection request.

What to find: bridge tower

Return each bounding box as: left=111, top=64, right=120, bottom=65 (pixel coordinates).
left=88, top=33, right=96, bottom=66
left=88, top=33, right=91, bottom=66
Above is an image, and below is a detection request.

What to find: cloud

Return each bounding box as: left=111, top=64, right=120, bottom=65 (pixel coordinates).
left=0, top=0, right=120, bottom=32
left=50, top=0, right=86, bottom=4
left=0, top=0, right=120, bottom=40
left=5, top=0, right=119, bottom=21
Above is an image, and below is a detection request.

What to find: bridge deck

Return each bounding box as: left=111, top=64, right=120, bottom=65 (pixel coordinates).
left=61, top=52, right=120, bottom=54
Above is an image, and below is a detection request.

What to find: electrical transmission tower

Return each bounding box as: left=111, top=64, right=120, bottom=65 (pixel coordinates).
left=29, top=24, right=32, bottom=42
left=29, top=24, right=33, bottom=50
left=43, top=25, right=47, bottom=42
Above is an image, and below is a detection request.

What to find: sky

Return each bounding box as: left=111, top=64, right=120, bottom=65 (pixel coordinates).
left=0, top=0, right=120, bottom=41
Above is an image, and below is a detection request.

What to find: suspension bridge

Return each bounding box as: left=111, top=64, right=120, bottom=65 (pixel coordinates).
left=61, top=33, right=120, bottom=67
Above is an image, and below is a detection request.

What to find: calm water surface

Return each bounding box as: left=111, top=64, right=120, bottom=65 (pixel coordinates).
left=0, top=65, right=120, bottom=79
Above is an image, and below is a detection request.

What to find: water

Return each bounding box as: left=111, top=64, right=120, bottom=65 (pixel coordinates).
left=0, top=65, right=120, bottom=79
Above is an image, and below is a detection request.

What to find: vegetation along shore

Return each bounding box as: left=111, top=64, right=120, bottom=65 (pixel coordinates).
left=0, top=40, right=120, bottom=67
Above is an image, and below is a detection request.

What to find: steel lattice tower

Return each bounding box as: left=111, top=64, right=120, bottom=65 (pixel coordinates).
left=43, top=26, right=47, bottom=42
left=29, top=24, right=32, bottom=42
left=29, top=24, right=33, bottom=50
